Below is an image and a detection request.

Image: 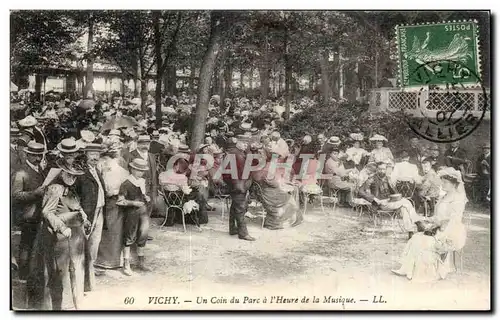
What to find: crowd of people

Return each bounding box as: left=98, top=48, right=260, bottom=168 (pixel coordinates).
left=10, top=91, right=491, bottom=309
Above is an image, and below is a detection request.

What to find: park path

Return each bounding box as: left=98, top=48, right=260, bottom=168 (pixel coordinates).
left=76, top=201, right=490, bottom=311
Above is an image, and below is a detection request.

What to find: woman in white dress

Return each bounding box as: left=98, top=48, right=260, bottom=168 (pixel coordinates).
left=345, top=133, right=368, bottom=170
left=391, top=167, right=467, bottom=282
left=368, top=134, right=394, bottom=165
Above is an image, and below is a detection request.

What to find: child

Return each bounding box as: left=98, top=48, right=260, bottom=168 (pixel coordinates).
left=117, top=158, right=152, bottom=276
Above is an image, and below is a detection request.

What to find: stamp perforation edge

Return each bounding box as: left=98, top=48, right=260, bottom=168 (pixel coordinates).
left=393, top=19, right=483, bottom=91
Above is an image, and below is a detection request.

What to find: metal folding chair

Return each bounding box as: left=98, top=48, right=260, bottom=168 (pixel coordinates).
left=319, top=179, right=339, bottom=213
left=212, top=181, right=231, bottom=219
left=301, top=184, right=325, bottom=216
left=159, top=185, right=187, bottom=232
left=395, top=180, right=416, bottom=204
left=248, top=182, right=267, bottom=228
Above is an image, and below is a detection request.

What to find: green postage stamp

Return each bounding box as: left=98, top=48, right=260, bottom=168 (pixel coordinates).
left=396, top=21, right=481, bottom=88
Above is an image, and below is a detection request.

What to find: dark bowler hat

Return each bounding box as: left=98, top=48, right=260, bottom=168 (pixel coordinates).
left=24, top=141, right=46, bottom=155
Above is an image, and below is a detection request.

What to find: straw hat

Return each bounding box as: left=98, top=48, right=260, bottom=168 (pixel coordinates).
left=349, top=133, right=364, bottom=141
left=24, top=141, right=46, bottom=155
left=129, top=158, right=149, bottom=171
left=197, top=144, right=210, bottom=152
left=239, top=121, right=253, bottom=132
left=428, top=144, right=439, bottom=151
left=11, top=127, right=21, bottom=137
left=57, top=138, right=80, bottom=154
left=56, top=158, right=84, bottom=176
left=178, top=144, right=191, bottom=154
left=326, top=136, right=341, bottom=145
left=18, top=116, right=38, bottom=128
left=137, top=135, right=151, bottom=143
left=109, top=129, right=121, bottom=136
left=369, top=134, right=388, bottom=142
left=80, top=130, right=96, bottom=143
left=84, top=143, right=104, bottom=153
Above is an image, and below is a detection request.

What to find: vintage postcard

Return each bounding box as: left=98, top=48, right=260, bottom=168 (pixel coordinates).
left=10, top=10, right=491, bottom=311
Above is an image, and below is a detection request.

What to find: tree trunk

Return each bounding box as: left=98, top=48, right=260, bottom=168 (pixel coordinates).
left=189, top=63, right=196, bottom=94
left=249, top=66, right=254, bottom=89
left=34, top=74, right=42, bottom=101
left=121, top=76, right=126, bottom=99
left=283, top=25, right=291, bottom=120
left=134, top=78, right=140, bottom=98
left=239, top=64, right=244, bottom=91
left=222, top=54, right=232, bottom=102
left=258, top=66, right=269, bottom=103
left=319, top=50, right=331, bottom=103
left=83, top=14, right=94, bottom=99
left=167, top=65, right=176, bottom=96
left=190, top=11, right=223, bottom=151
left=137, top=51, right=147, bottom=114
left=153, top=11, right=163, bottom=128
left=140, top=79, right=147, bottom=114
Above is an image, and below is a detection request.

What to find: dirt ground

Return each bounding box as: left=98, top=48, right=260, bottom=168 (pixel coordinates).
left=12, top=200, right=491, bottom=311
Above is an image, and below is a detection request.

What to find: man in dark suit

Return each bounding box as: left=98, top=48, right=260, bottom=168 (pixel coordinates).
left=224, top=141, right=255, bottom=241
left=444, top=141, right=468, bottom=172
left=407, top=137, right=425, bottom=172
left=11, top=141, right=47, bottom=280
left=75, top=143, right=106, bottom=292
left=358, top=162, right=421, bottom=238
left=476, top=143, right=491, bottom=203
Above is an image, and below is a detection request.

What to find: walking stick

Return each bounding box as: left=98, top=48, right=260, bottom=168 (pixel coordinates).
left=67, top=236, right=79, bottom=310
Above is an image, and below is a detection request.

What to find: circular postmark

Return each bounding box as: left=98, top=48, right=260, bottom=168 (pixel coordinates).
left=403, top=60, right=487, bottom=143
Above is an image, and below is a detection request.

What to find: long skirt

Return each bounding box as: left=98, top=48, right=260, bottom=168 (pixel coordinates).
left=261, top=186, right=297, bottom=229
left=95, top=197, right=123, bottom=269
left=27, top=223, right=85, bottom=310
left=397, top=233, right=441, bottom=282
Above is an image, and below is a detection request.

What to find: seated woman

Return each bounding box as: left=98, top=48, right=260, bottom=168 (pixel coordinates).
left=251, top=144, right=299, bottom=230
left=368, top=134, right=394, bottom=165
left=345, top=133, right=369, bottom=170
left=392, top=167, right=467, bottom=281
left=324, top=148, right=357, bottom=206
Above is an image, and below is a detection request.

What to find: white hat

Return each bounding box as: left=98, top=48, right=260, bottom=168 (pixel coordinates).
left=349, top=133, right=364, bottom=141
left=437, top=167, right=463, bottom=183
left=369, top=134, right=388, bottom=142
left=18, top=115, right=38, bottom=128
left=80, top=130, right=95, bottom=143
left=109, top=129, right=121, bottom=136
left=326, top=136, right=341, bottom=145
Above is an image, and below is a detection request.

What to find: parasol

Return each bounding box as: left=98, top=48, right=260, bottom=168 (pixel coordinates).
left=100, top=115, right=139, bottom=132
left=78, top=99, right=96, bottom=111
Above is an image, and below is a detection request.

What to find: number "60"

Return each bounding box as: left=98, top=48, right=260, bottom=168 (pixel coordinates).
left=124, top=297, right=135, bottom=305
